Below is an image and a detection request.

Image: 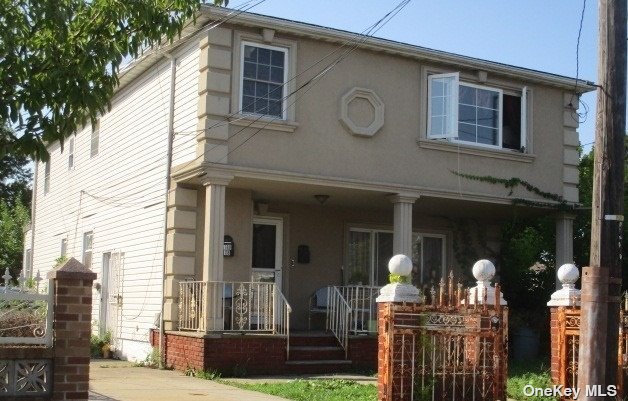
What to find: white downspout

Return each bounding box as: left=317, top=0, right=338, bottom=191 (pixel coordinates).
left=29, top=160, right=38, bottom=277
left=159, top=54, right=176, bottom=369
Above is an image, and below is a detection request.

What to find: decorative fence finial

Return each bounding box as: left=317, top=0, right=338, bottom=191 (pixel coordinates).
left=547, top=263, right=580, bottom=306
left=464, top=259, right=507, bottom=306
left=376, top=254, right=421, bottom=303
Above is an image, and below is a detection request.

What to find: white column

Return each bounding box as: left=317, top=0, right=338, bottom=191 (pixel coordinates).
left=201, top=175, right=232, bottom=331
left=555, top=213, right=575, bottom=290
left=389, top=195, right=418, bottom=256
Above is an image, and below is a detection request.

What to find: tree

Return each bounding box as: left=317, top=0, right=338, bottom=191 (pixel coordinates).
left=0, top=197, right=30, bottom=282
left=0, top=125, right=32, bottom=207
left=1, top=0, right=224, bottom=160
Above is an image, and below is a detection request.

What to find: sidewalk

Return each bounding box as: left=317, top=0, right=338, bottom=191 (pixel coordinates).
left=89, top=360, right=290, bottom=401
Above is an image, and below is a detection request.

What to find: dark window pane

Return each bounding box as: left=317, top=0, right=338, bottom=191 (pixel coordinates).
left=255, top=98, right=269, bottom=114
left=243, top=62, right=256, bottom=79
left=268, top=100, right=282, bottom=117
left=458, top=104, right=476, bottom=124
left=503, top=94, right=522, bottom=150
left=243, top=45, right=257, bottom=62
left=477, top=88, right=499, bottom=109
left=459, top=85, right=476, bottom=106
left=255, top=81, right=269, bottom=98
left=477, top=126, right=498, bottom=145
left=268, top=84, right=282, bottom=100
left=375, top=233, right=394, bottom=287
left=252, top=224, right=276, bottom=269
left=458, top=122, right=476, bottom=142
left=477, top=107, right=498, bottom=128
left=258, top=48, right=270, bottom=65
left=271, top=50, right=284, bottom=67
left=270, top=66, right=284, bottom=83
left=242, top=96, right=255, bottom=112
left=242, top=80, right=255, bottom=96
left=257, top=64, right=270, bottom=81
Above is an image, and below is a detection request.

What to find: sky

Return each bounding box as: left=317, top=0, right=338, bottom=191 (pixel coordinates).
left=233, top=0, right=605, bottom=152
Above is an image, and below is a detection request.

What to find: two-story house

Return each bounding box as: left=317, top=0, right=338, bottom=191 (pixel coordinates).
left=24, top=6, right=594, bottom=373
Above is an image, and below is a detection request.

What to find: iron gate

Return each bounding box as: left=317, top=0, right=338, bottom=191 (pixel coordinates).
left=379, top=274, right=508, bottom=401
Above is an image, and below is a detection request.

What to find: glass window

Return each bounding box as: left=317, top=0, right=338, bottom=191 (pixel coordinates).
left=252, top=224, right=276, bottom=269
left=347, top=230, right=372, bottom=285
left=68, top=138, right=74, bottom=169
left=61, top=238, right=68, bottom=258
left=44, top=160, right=51, bottom=194
left=412, top=234, right=445, bottom=288
left=91, top=121, right=99, bottom=157
left=427, top=72, right=525, bottom=150
left=83, top=231, right=93, bottom=269
left=241, top=43, right=287, bottom=118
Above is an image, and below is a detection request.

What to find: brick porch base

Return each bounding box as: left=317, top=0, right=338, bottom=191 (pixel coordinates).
left=150, top=329, right=377, bottom=375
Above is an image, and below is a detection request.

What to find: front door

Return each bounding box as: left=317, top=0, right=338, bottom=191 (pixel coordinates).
left=251, top=217, right=283, bottom=289
left=100, top=252, right=123, bottom=349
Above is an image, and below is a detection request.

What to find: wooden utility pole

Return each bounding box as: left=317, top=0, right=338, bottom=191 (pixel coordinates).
left=578, top=0, right=626, bottom=399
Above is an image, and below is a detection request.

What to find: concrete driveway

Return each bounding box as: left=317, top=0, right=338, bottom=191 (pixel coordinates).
left=89, top=361, right=289, bottom=401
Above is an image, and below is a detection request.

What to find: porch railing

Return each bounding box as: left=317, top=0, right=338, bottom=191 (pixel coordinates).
left=178, top=280, right=291, bottom=337
left=337, top=285, right=380, bottom=335
left=327, top=286, right=351, bottom=358
left=0, top=269, right=53, bottom=346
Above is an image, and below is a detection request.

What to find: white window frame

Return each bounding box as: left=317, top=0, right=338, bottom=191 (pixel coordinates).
left=61, top=238, right=68, bottom=258
left=68, top=137, right=74, bottom=169
left=239, top=41, right=289, bottom=120
left=43, top=160, right=51, bottom=194
left=454, top=81, right=503, bottom=150
left=427, top=72, right=459, bottom=139
left=90, top=121, right=100, bottom=158
left=427, top=71, right=527, bottom=151
left=82, top=231, right=94, bottom=269
left=346, top=227, right=447, bottom=286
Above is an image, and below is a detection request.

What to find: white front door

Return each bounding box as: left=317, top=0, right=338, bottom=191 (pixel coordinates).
left=100, top=252, right=123, bottom=348
left=251, top=217, right=283, bottom=289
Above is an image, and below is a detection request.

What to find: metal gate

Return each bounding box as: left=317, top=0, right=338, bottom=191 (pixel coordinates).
left=379, top=273, right=507, bottom=401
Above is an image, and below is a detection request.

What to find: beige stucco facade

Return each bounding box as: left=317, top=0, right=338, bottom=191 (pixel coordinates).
left=153, top=7, right=595, bottom=331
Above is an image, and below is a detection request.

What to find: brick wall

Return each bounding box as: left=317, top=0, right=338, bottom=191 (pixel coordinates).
left=348, top=336, right=377, bottom=370
left=0, top=258, right=96, bottom=401
left=549, top=307, right=560, bottom=384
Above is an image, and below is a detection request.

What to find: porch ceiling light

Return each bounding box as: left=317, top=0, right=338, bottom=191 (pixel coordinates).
left=314, top=194, right=329, bottom=205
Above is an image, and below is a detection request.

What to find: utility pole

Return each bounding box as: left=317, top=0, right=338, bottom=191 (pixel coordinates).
left=578, top=0, right=626, bottom=399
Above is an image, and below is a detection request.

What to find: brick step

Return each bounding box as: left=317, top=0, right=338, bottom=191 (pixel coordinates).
left=290, top=334, right=339, bottom=347
left=289, top=345, right=346, bottom=361
left=285, top=359, right=353, bottom=374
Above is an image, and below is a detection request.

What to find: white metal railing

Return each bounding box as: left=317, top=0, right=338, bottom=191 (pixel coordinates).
left=178, top=280, right=206, bottom=331
left=178, top=280, right=291, bottom=339
left=327, top=286, right=351, bottom=358
left=0, top=269, right=53, bottom=346
left=338, top=285, right=380, bottom=334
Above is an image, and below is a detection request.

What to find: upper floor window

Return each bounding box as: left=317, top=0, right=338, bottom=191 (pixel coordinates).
left=427, top=72, right=527, bottom=151
left=240, top=42, right=287, bottom=119
left=91, top=120, right=100, bottom=157
left=61, top=238, right=68, bottom=258
left=68, top=137, right=75, bottom=169
left=43, top=160, right=51, bottom=194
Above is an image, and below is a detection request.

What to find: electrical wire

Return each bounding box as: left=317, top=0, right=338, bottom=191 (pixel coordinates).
left=569, top=0, right=590, bottom=124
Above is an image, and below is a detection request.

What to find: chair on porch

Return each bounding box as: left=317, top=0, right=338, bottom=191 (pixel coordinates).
left=308, top=287, right=329, bottom=330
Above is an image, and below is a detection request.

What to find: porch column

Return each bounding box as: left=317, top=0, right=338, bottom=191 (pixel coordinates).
left=555, top=212, right=575, bottom=290
left=201, top=175, right=232, bottom=330
left=389, top=195, right=418, bottom=256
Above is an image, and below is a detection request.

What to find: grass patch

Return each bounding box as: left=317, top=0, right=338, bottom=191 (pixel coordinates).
left=223, top=379, right=376, bottom=401
left=507, top=359, right=557, bottom=401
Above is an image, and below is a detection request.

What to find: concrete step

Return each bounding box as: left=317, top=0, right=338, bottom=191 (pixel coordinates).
left=286, top=360, right=352, bottom=365
left=290, top=333, right=339, bottom=347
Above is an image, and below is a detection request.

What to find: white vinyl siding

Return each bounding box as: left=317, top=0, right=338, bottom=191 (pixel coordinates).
left=29, top=42, right=198, bottom=360
left=172, top=42, right=201, bottom=166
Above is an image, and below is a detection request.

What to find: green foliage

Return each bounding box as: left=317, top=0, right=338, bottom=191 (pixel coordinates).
left=1, top=0, right=225, bottom=160
left=54, top=255, right=69, bottom=268
left=388, top=273, right=408, bottom=284
left=135, top=347, right=161, bottom=368
left=0, top=197, right=30, bottom=283
left=507, top=359, right=557, bottom=401
left=0, top=126, right=32, bottom=206
left=224, top=379, right=376, bottom=401
left=187, top=368, right=221, bottom=380
left=90, top=330, right=112, bottom=358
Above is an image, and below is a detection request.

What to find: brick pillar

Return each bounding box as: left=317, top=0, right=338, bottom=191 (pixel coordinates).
left=47, top=257, right=96, bottom=401
left=549, top=307, right=561, bottom=384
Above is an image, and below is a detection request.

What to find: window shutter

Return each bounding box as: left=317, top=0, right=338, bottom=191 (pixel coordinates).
left=520, top=86, right=527, bottom=151
left=427, top=72, right=459, bottom=139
